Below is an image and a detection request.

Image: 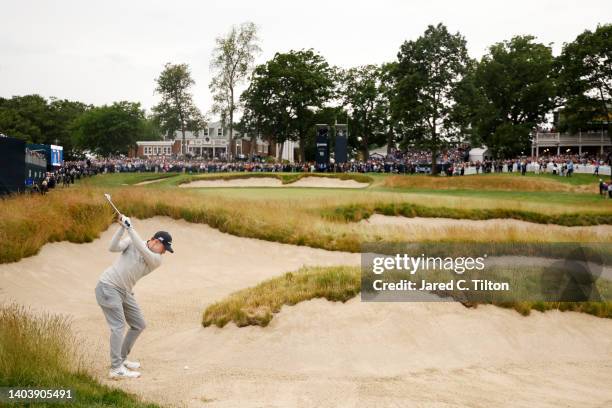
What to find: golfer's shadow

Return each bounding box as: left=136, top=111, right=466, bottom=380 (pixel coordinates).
left=541, top=247, right=603, bottom=302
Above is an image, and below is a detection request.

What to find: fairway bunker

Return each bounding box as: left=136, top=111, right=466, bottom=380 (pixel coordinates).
left=134, top=177, right=176, bottom=185
left=360, top=214, right=612, bottom=240
left=178, top=176, right=369, bottom=188
left=1, top=216, right=611, bottom=407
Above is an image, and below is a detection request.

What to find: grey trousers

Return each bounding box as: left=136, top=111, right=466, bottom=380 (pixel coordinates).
left=95, top=281, right=146, bottom=369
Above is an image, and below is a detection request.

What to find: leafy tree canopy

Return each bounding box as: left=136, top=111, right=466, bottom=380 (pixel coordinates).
left=72, top=101, right=146, bottom=157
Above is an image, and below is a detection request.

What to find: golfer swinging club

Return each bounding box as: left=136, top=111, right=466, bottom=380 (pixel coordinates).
left=95, top=213, right=173, bottom=379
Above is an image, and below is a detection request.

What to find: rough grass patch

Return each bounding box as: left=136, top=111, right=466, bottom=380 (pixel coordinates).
left=202, top=266, right=361, bottom=327
left=326, top=201, right=612, bottom=227
left=382, top=174, right=597, bottom=193
left=0, top=303, right=163, bottom=407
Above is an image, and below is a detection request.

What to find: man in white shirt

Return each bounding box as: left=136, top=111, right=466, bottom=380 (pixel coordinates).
left=95, top=214, right=173, bottom=379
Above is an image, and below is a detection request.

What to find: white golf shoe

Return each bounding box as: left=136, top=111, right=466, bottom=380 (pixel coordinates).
left=109, top=365, right=141, bottom=379
left=122, top=360, right=141, bottom=370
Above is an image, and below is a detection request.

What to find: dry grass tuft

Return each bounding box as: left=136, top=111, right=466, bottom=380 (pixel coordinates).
left=382, top=174, right=595, bottom=193
left=0, top=302, right=162, bottom=406
left=202, top=266, right=360, bottom=327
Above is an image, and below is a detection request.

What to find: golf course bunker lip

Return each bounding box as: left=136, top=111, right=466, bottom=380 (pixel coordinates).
left=288, top=177, right=369, bottom=188
left=179, top=177, right=284, bottom=188
left=1, top=216, right=612, bottom=407
left=134, top=177, right=173, bottom=185
left=359, top=214, right=612, bottom=238
left=179, top=176, right=370, bottom=188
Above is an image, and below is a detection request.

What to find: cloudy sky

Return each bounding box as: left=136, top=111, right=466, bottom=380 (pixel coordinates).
left=1, top=0, right=608, bottom=115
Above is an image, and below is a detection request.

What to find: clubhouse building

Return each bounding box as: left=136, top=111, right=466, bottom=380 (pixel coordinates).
left=531, top=130, right=610, bottom=157
left=131, top=120, right=298, bottom=161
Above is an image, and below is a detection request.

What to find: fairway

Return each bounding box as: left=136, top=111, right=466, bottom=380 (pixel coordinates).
left=82, top=171, right=612, bottom=210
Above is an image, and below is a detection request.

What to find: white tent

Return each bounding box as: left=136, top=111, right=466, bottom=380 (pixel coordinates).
left=369, top=144, right=389, bottom=156
left=469, top=146, right=490, bottom=162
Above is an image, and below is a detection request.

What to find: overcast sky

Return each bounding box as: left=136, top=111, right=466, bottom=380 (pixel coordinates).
left=1, top=0, right=608, bottom=116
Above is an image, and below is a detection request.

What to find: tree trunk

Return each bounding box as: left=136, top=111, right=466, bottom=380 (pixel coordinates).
left=228, top=89, right=234, bottom=161
left=430, top=117, right=438, bottom=175
left=431, top=145, right=438, bottom=175
left=251, top=132, right=258, bottom=159
left=362, top=136, right=369, bottom=161
left=363, top=119, right=370, bottom=161
left=228, top=120, right=233, bottom=161
left=267, top=134, right=274, bottom=157
left=181, top=127, right=186, bottom=156
left=386, top=127, right=394, bottom=155
left=278, top=140, right=284, bottom=161
left=299, top=135, right=306, bottom=163
left=430, top=134, right=438, bottom=175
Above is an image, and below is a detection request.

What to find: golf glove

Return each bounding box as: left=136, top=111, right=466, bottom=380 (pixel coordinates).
left=120, top=215, right=132, bottom=228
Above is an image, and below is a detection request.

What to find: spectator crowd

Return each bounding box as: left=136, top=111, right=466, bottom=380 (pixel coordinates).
left=25, top=147, right=612, bottom=197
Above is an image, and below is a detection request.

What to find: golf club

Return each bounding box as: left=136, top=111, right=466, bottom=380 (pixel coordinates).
left=104, top=193, right=130, bottom=227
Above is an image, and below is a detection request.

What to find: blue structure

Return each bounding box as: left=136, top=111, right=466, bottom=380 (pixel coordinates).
left=26, top=143, right=63, bottom=170
left=0, top=136, right=47, bottom=194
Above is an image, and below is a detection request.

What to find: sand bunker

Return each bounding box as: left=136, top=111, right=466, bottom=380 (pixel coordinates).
left=179, top=177, right=283, bottom=188
left=288, top=177, right=369, bottom=188
left=134, top=177, right=171, bottom=185
left=1, top=217, right=611, bottom=407
left=360, top=214, right=612, bottom=240
left=179, top=176, right=369, bottom=188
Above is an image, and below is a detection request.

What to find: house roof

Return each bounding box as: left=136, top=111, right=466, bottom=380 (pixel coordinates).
left=469, top=147, right=489, bottom=155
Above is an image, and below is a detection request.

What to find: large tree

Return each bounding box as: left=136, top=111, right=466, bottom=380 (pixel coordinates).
left=72, top=101, right=146, bottom=157
left=239, top=49, right=334, bottom=162
left=210, top=22, right=261, bottom=160
left=47, top=98, right=89, bottom=158
left=557, top=24, right=611, bottom=139
left=0, top=95, right=89, bottom=158
left=0, top=94, right=52, bottom=143
left=339, top=65, right=388, bottom=160
left=456, top=35, right=557, bottom=158
left=141, top=116, right=163, bottom=141
left=240, top=71, right=292, bottom=160
left=391, top=23, right=471, bottom=174
left=380, top=62, right=398, bottom=155
left=152, top=63, right=205, bottom=154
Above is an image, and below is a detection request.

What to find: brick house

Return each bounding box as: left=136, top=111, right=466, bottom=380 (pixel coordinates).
left=130, top=121, right=273, bottom=159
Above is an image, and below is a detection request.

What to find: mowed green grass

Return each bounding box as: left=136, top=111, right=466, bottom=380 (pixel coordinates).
left=82, top=171, right=612, bottom=210
left=83, top=172, right=179, bottom=187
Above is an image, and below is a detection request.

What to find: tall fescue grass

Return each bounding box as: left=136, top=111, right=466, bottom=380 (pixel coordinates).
left=327, top=201, right=612, bottom=226
left=0, top=303, right=80, bottom=385
left=0, top=190, right=110, bottom=262
left=382, top=174, right=597, bottom=193
left=202, top=266, right=612, bottom=327
left=1, top=183, right=611, bottom=263
left=203, top=266, right=361, bottom=327
left=0, top=303, right=161, bottom=407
